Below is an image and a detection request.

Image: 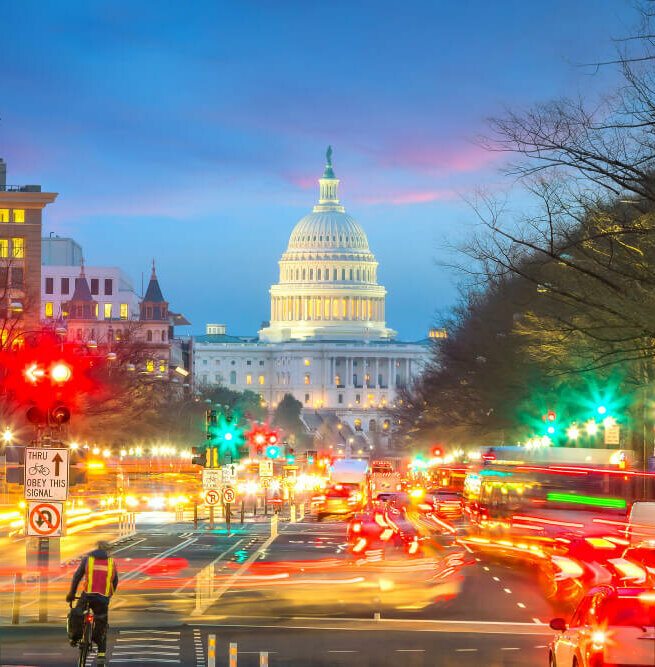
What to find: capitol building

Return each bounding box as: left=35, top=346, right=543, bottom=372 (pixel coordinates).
left=191, top=150, right=431, bottom=448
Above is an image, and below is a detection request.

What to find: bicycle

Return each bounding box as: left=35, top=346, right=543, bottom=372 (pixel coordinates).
left=70, top=598, right=95, bottom=667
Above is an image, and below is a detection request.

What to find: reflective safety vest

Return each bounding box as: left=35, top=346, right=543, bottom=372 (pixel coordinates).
left=84, top=556, right=115, bottom=597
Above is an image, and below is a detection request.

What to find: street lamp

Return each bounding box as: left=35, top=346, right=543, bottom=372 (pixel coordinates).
left=586, top=421, right=598, bottom=436
left=3, top=428, right=12, bottom=443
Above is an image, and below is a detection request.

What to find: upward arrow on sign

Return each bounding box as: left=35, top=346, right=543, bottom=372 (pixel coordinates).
left=52, top=453, right=63, bottom=476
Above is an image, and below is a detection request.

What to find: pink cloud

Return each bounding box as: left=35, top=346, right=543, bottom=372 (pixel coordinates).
left=374, top=141, right=498, bottom=174
left=282, top=172, right=317, bottom=189
left=358, top=188, right=458, bottom=206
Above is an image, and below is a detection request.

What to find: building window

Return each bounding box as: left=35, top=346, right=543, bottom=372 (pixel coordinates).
left=355, top=394, right=361, bottom=404
left=333, top=268, right=337, bottom=280
left=304, top=374, right=310, bottom=385
left=202, top=374, right=208, bottom=384
left=13, top=209, right=25, bottom=223
left=202, top=359, right=208, bottom=365
left=304, top=359, right=310, bottom=366
left=349, top=269, right=353, bottom=280
left=11, top=268, right=23, bottom=287
left=104, top=279, right=113, bottom=295
left=317, top=269, right=321, bottom=280
left=61, top=277, right=70, bottom=294
left=114, top=329, right=121, bottom=341
left=146, top=359, right=154, bottom=372
left=246, top=374, right=252, bottom=385
left=90, top=278, right=99, bottom=295
left=160, top=361, right=166, bottom=373
left=334, top=375, right=340, bottom=386
left=231, top=360, right=236, bottom=365
left=94, top=303, right=99, bottom=318
left=161, top=330, right=166, bottom=342
left=215, top=373, right=221, bottom=382
left=353, top=373, right=358, bottom=386
left=354, top=418, right=362, bottom=431
left=45, top=277, right=54, bottom=294
left=230, top=371, right=237, bottom=385
left=341, top=268, right=346, bottom=280
left=117, top=303, right=127, bottom=320
left=104, top=303, right=112, bottom=320
left=305, top=393, right=310, bottom=404
left=147, top=330, right=152, bottom=341
left=12, top=238, right=24, bottom=258
left=247, top=360, right=252, bottom=366
left=258, top=375, right=265, bottom=385
left=338, top=394, right=343, bottom=404
left=259, top=360, right=264, bottom=366
left=0, top=209, right=8, bottom=222
left=215, top=359, right=221, bottom=366
left=45, top=302, right=54, bottom=318
left=0, top=240, right=7, bottom=258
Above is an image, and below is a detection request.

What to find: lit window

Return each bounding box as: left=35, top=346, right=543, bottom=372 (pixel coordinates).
left=305, top=393, right=310, bottom=404
left=0, top=240, right=7, bottom=257
left=246, top=374, right=252, bottom=385
left=94, top=303, right=99, bottom=318
left=12, top=238, right=24, bottom=258
left=258, top=375, right=264, bottom=385
left=335, top=375, right=340, bottom=386
left=304, top=359, right=310, bottom=366
left=0, top=209, right=8, bottom=222
left=45, top=302, right=54, bottom=318
left=120, top=303, right=128, bottom=320
left=146, top=359, right=154, bottom=372
left=104, top=303, right=112, bottom=319
left=13, top=209, right=25, bottom=223
left=304, top=374, right=310, bottom=385
left=160, top=361, right=166, bottom=373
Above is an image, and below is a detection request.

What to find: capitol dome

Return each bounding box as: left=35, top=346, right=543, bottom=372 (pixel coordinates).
left=259, top=148, right=396, bottom=343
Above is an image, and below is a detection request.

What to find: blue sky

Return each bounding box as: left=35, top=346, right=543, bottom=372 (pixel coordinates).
left=0, top=1, right=632, bottom=338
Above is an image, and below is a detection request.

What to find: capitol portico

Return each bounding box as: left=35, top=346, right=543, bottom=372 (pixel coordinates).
left=191, top=149, right=431, bottom=447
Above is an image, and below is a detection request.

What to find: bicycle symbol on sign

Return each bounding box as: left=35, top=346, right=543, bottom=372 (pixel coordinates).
left=28, top=464, right=50, bottom=476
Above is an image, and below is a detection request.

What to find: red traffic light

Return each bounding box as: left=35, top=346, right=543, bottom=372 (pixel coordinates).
left=546, top=411, right=556, bottom=422
left=432, top=445, right=443, bottom=458
left=268, top=433, right=278, bottom=445
left=50, top=363, right=72, bottom=383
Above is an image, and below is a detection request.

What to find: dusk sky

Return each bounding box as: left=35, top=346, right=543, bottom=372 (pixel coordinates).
left=1, top=1, right=631, bottom=339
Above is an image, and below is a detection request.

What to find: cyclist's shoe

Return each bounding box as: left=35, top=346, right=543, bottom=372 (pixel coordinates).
left=69, top=640, right=77, bottom=647
left=97, top=652, right=106, bottom=666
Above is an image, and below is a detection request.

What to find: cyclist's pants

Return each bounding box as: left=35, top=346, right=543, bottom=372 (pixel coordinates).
left=75, top=593, right=109, bottom=652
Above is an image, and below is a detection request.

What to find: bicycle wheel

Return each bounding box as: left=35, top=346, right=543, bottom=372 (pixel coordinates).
left=78, top=619, right=93, bottom=667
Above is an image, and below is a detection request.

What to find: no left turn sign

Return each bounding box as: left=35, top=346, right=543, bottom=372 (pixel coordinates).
left=27, top=501, right=63, bottom=537
left=204, top=490, right=220, bottom=506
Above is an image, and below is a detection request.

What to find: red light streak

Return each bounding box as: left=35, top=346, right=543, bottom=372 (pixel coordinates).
left=512, top=515, right=584, bottom=528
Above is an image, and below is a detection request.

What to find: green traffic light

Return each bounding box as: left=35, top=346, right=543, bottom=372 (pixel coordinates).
left=597, top=405, right=607, bottom=415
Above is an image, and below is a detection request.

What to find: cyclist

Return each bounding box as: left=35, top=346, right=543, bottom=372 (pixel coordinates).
left=66, top=540, right=118, bottom=666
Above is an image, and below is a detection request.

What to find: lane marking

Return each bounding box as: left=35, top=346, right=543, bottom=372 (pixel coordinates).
left=396, top=649, right=425, bottom=652
left=173, top=538, right=245, bottom=594
left=517, top=603, right=526, bottom=609
left=492, top=576, right=500, bottom=581
left=503, top=588, right=512, bottom=594
left=328, top=650, right=357, bottom=653
left=455, top=649, right=478, bottom=652
left=533, top=618, right=542, bottom=624
left=501, top=647, right=520, bottom=650
left=483, top=566, right=489, bottom=571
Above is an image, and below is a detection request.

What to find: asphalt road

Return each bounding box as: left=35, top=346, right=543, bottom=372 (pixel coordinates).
left=0, top=511, right=564, bottom=666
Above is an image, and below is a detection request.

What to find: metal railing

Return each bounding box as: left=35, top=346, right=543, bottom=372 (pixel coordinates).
left=0, top=185, right=42, bottom=193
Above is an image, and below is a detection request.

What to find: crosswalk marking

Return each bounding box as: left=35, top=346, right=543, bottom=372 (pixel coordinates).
left=111, top=630, right=182, bottom=664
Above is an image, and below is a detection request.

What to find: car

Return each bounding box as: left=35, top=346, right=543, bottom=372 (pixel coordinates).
left=347, top=506, right=421, bottom=556
left=622, top=542, right=655, bottom=585
left=548, top=585, right=655, bottom=666
left=428, top=489, right=463, bottom=518
left=314, top=484, right=363, bottom=521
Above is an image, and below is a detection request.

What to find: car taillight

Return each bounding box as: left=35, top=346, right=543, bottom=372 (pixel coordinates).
left=353, top=537, right=367, bottom=553
left=86, top=614, right=93, bottom=623
left=351, top=522, right=362, bottom=533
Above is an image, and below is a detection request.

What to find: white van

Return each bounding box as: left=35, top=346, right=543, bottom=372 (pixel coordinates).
left=627, top=501, right=655, bottom=544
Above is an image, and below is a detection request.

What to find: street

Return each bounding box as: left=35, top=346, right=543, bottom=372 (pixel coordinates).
left=0, top=510, right=560, bottom=666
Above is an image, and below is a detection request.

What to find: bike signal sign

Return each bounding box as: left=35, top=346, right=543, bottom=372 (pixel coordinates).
left=24, top=448, right=69, bottom=501
left=204, top=489, right=220, bottom=506
left=222, top=487, right=235, bottom=504
left=27, top=501, right=63, bottom=537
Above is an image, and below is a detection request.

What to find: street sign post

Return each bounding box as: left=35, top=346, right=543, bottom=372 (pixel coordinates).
left=222, top=487, right=235, bottom=504
left=261, top=477, right=272, bottom=489
left=27, top=501, right=64, bottom=537
left=222, top=464, right=238, bottom=485
left=204, top=489, right=220, bottom=506
left=24, top=448, right=69, bottom=501
left=259, top=460, right=273, bottom=478
left=202, top=469, right=221, bottom=490
left=605, top=424, right=621, bottom=446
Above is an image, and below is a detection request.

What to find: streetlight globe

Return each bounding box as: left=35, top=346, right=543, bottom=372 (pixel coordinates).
left=3, top=428, right=12, bottom=443
left=586, top=421, right=598, bottom=436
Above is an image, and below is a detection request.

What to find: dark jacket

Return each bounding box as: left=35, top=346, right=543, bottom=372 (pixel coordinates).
left=69, top=548, right=119, bottom=600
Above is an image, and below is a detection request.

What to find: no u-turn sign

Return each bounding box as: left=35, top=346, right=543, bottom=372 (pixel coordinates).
left=27, top=501, right=64, bottom=537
